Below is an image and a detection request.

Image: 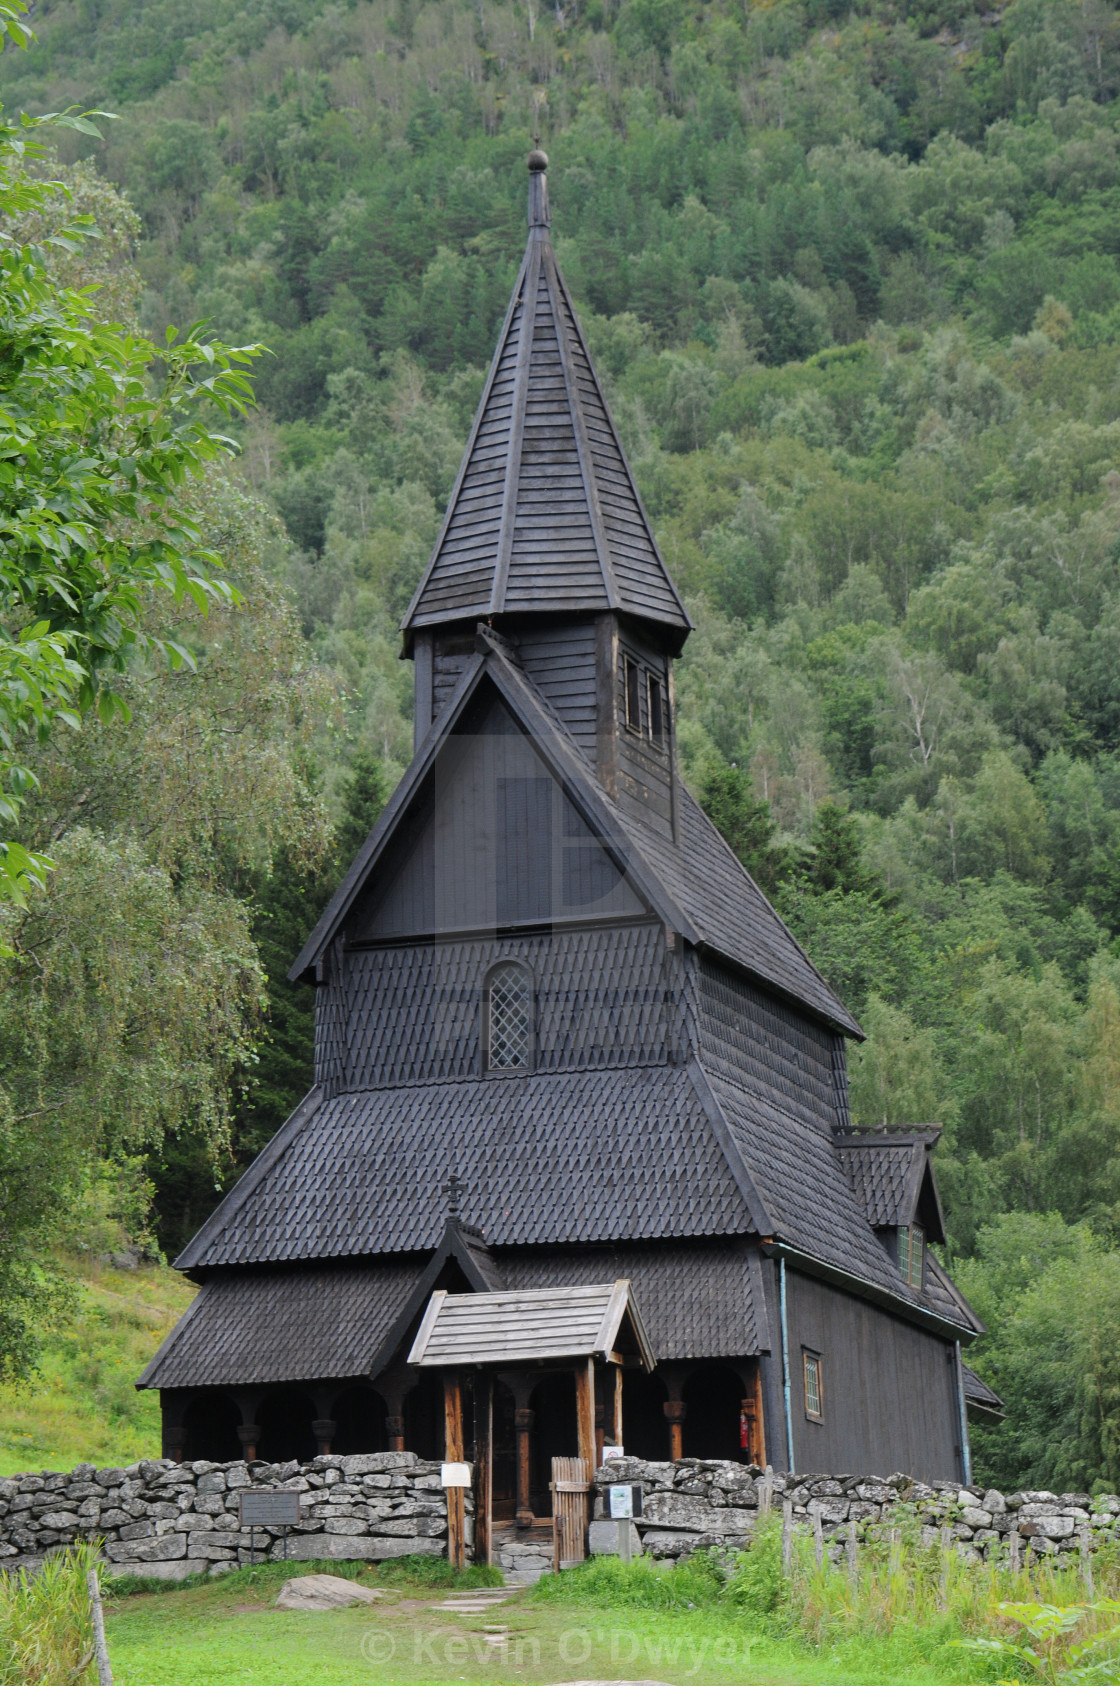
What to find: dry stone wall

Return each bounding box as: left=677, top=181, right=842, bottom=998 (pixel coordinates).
left=1, top=1453, right=1113, bottom=1580
left=0, top=1452, right=457, bottom=1581
left=591, top=1459, right=1120, bottom=1564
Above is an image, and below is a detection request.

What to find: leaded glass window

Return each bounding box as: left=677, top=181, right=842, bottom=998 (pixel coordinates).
left=899, top=1224, right=924, bottom=1288
left=485, top=962, right=533, bottom=1072
left=803, top=1352, right=823, bottom=1421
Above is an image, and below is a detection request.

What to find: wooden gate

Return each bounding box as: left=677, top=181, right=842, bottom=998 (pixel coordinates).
left=550, top=1456, right=590, bottom=1571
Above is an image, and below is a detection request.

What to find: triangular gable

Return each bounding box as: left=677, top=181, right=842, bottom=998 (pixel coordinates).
left=291, top=651, right=682, bottom=982
left=291, top=642, right=862, bottom=1037
left=401, top=226, right=689, bottom=643
left=836, top=1129, right=946, bottom=1243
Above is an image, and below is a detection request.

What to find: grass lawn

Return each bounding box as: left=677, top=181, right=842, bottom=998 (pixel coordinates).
left=102, top=1559, right=985, bottom=1686
left=0, top=1261, right=194, bottom=1475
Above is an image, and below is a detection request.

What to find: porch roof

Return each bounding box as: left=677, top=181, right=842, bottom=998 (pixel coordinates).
left=407, top=1280, right=655, bottom=1371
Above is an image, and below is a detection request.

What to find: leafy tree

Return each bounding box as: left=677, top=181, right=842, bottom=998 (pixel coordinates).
left=697, top=759, right=791, bottom=894
left=0, top=58, right=258, bottom=903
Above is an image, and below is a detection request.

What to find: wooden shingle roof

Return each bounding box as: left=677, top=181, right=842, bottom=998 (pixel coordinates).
left=401, top=158, right=690, bottom=643
left=408, top=1281, right=656, bottom=1370
left=836, top=1129, right=946, bottom=1243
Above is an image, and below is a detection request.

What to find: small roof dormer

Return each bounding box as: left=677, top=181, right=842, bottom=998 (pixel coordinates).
left=400, top=151, right=690, bottom=651
left=835, top=1127, right=946, bottom=1245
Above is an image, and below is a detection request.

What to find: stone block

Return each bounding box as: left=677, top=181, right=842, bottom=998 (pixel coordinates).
left=588, top=1520, right=642, bottom=1557
left=226, top=1467, right=251, bottom=1490
left=99, top=1509, right=129, bottom=1529
left=38, top=1512, right=80, bottom=1532
left=200, top=1531, right=244, bottom=1550
left=323, top=1519, right=369, bottom=1535
left=272, top=1533, right=441, bottom=1563
left=641, top=1531, right=700, bottom=1557
left=1022, top=1517, right=1075, bottom=1539
left=96, top=1469, right=126, bottom=1489
left=104, top=1559, right=198, bottom=1583
left=640, top=1493, right=723, bottom=1531
left=119, top=1521, right=155, bottom=1542
left=372, top=1516, right=446, bottom=1537
left=339, top=1453, right=416, bottom=1478
left=196, top=1473, right=226, bottom=1495
left=105, top=1534, right=187, bottom=1563
left=187, top=1541, right=236, bottom=1560
left=960, top=1507, right=993, bottom=1529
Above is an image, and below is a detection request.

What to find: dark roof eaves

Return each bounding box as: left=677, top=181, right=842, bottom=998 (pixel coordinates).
left=135, top=1279, right=210, bottom=1389
left=763, top=1241, right=979, bottom=1344
left=173, top=1086, right=324, bottom=1272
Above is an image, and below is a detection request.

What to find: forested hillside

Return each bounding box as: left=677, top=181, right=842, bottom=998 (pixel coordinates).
left=7, top=0, right=1120, bottom=1486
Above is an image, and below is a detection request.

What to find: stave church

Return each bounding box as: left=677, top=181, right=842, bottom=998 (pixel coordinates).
left=139, top=150, right=998, bottom=1544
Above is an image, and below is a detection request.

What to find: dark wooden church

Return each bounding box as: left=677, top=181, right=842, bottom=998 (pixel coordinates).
left=140, top=151, right=996, bottom=1527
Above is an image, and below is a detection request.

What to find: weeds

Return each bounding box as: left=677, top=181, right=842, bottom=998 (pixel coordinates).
left=0, top=1542, right=100, bottom=1685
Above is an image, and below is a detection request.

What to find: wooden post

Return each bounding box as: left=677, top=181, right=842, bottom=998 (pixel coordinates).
left=846, top=1519, right=858, bottom=1592
left=759, top=1465, right=774, bottom=1515
left=663, top=1400, right=686, bottom=1462
left=613, top=1364, right=624, bottom=1450
left=938, top=1525, right=950, bottom=1608
left=236, top=1424, right=259, bottom=1463
left=575, top=1359, right=596, bottom=1474
left=386, top=1415, right=405, bottom=1453
left=1081, top=1520, right=1093, bottom=1598
left=889, top=1526, right=901, bottom=1576
left=514, top=1407, right=535, bottom=1527
left=594, top=1392, right=606, bottom=1471
left=444, top=1373, right=465, bottom=1571
left=474, top=1373, right=493, bottom=1567
left=1009, top=1528, right=1021, bottom=1575
left=86, top=1569, right=113, bottom=1686
left=781, top=1498, right=793, bottom=1576
left=312, top=1419, right=335, bottom=1457
left=812, top=1505, right=823, bottom=1570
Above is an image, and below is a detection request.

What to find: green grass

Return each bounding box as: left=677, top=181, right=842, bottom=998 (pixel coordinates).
left=0, top=1261, right=195, bottom=1475
left=93, top=1550, right=1006, bottom=1686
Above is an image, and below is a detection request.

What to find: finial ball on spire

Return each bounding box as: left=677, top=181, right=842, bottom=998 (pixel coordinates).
left=528, top=148, right=549, bottom=172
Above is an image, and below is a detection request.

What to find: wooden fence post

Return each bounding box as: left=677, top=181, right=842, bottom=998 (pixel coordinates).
left=938, top=1525, right=950, bottom=1609
left=812, top=1506, right=823, bottom=1570
left=782, top=1498, right=793, bottom=1576
left=1080, top=1520, right=1093, bottom=1600
left=846, top=1519, right=858, bottom=1594
left=1009, top=1529, right=1021, bottom=1575
left=86, top=1569, right=113, bottom=1686
left=759, top=1466, right=773, bottom=1516
left=889, top=1525, right=901, bottom=1576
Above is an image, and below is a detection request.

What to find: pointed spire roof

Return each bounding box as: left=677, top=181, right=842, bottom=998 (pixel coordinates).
left=402, top=151, right=691, bottom=645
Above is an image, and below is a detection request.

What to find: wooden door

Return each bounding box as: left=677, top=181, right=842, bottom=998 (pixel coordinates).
left=550, top=1456, right=590, bottom=1571
left=491, top=1380, right=517, bottom=1521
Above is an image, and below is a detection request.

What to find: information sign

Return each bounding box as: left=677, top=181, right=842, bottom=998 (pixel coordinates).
left=441, top=1462, right=472, bottom=1488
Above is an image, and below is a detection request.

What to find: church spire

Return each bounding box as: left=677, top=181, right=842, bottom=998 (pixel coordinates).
left=401, top=150, right=691, bottom=646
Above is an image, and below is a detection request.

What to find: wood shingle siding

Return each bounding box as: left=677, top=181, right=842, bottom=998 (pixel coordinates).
left=339, top=923, right=671, bottom=1091
left=401, top=230, right=689, bottom=642
left=138, top=1262, right=423, bottom=1389
left=173, top=1064, right=755, bottom=1271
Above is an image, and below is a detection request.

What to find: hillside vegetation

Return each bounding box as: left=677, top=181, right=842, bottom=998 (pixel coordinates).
left=6, top=0, right=1120, bottom=1487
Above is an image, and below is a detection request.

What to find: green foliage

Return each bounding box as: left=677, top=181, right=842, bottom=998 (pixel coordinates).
left=963, top=1600, right=1120, bottom=1684
left=0, top=56, right=260, bottom=903
left=725, top=1513, right=787, bottom=1618
left=530, top=1550, right=724, bottom=1608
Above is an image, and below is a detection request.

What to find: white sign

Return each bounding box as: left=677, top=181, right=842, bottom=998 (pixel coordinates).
left=603, top=1445, right=626, bottom=1461
left=608, top=1484, right=633, bottom=1518
left=441, top=1461, right=472, bottom=1488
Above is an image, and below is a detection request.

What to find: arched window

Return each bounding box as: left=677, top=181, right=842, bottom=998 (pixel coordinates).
left=484, top=961, right=533, bottom=1072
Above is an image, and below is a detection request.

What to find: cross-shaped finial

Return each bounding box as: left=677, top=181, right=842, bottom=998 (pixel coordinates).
left=445, top=1171, right=462, bottom=1220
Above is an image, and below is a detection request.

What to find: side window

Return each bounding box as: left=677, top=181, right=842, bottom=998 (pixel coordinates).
left=483, top=961, right=534, bottom=1073
left=803, top=1351, right=823, bottom=1422
left=648, top=673, right=664, bottom=743
left=899, top=1224, right=925, bottom=1289
left=624, top=656, right=641, bottom=732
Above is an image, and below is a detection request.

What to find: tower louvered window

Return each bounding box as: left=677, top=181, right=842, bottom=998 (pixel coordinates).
left=484, top=962, right=533, bottom=1072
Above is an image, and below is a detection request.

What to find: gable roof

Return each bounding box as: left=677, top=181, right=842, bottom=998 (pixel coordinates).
left=836, top=1129, right=946, bottom=1244
left=401, top=165, right=690, bottom=645
left=408, top=1280, right=656, bottom=1371
left=174, top=1063, right=756, bottom=1272
left=290, top=643, right=861, bottom=1037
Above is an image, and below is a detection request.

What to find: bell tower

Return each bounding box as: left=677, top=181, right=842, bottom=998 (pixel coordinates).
left=400, top=151, right=691, bottom=840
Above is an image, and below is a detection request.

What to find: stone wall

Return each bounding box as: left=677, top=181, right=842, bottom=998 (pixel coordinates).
left=0, top=1452, right=459, bottom=1581
left=590, top=1459, right=1118, bottom=1564
left=2, top=1453, right=1113, bottom=1581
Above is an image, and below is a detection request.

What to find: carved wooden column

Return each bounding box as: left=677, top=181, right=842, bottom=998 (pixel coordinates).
left=575, top=1358, right=596, bottom=1474
left=237, top=1424, right=260, bottom=1462
left=514, top=1407, right=535, bottom=1527
left=312, top=1419, right=336, bottom=1457
left=444, top=1373, right=466, bottom=1570
left=663, top=1400, right=687, bottom=1462
left=474, top=1373, right=493, bottom=1566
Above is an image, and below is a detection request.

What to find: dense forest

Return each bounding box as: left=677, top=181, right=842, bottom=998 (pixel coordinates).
left=6, top=0, right=1120, bottom=1487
